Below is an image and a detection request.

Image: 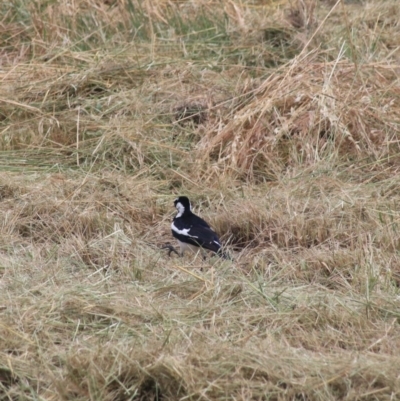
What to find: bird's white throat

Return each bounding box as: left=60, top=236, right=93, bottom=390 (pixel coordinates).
left=175, top=201, right=185, bottom=218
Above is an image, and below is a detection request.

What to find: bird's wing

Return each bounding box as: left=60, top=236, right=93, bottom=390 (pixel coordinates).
left=190, top=214, right=213, bottom=229
left=171, top=222, right=221, bottom=253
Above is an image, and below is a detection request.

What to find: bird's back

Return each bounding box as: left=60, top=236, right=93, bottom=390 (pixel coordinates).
left=172, top=211, right=222, bottom=253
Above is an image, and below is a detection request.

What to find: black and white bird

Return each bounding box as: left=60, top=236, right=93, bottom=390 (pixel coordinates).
left=170, top=196, right=228, bottom=259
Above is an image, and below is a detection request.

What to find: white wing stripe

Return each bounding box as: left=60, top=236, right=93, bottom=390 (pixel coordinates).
left=171, top=222, right=198, bottom=238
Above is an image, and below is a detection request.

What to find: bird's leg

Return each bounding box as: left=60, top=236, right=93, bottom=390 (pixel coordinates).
left=161, top=244, right=180, bottom=257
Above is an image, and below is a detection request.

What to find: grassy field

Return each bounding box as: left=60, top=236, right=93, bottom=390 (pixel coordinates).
left=1, top=0, right=400, bottom=399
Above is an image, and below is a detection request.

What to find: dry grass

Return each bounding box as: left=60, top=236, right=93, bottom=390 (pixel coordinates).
left=1, top=0, right=400, bottom=400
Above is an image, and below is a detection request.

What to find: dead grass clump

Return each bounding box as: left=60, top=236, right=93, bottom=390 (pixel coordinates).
left=0, top=172, right=162, bottom=248
left=214, top=180, right=384, bottom=253
left=286, top=246, right=358, bottom=288
left=63, top=346, right=186, bottom=400
left=286, top=0, right=317, bottom=31
left=0, top=183, right=20, bottom=200
left=222, top=0, right=309, bottom=68
left=347, top=1, right=400, bottom=55
left=15, top=201, right=115, bottom=243
left=62, top=231, right=126, bottom=271
left=174, top=101, right=208, bottom=127
left=0, top=64, right=141, bottom=151
left=197, top=59, right=400, bottom=180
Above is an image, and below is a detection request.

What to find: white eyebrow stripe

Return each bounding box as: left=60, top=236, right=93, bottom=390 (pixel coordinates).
left=171, top=222, right=198, bottom=238
left=213, top=240, right=221, bottom=246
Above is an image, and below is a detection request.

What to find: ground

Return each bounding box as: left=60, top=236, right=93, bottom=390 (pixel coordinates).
left=1, top=0, right=400, bottom=400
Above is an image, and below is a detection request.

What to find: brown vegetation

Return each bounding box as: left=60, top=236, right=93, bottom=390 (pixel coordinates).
left=1, top=0, right=400, bottom=399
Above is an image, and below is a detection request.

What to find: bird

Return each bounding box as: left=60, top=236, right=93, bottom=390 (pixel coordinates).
left=170, top=196, right=228, bottom=259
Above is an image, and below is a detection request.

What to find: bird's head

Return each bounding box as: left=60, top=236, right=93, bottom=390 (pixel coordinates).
left=174, top=196, right=191, bottom=217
